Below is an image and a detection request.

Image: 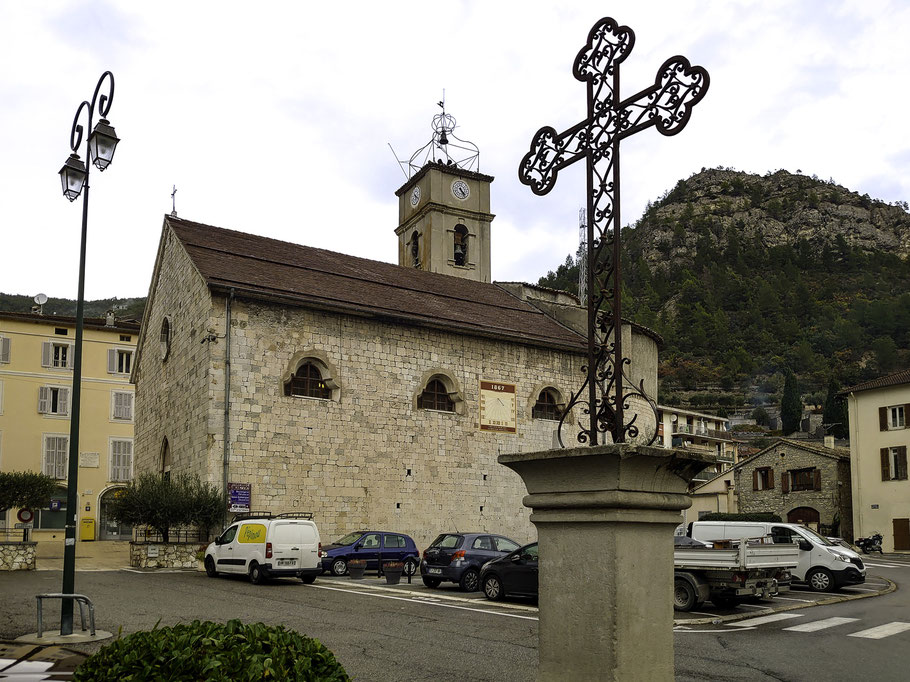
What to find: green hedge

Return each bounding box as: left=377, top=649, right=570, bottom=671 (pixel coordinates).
left=700, top=512, right=782, bottom=522
left=73, top=620, right=349, bottom=681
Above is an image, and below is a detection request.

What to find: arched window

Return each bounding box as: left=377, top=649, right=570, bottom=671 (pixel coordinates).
left=532, top=388, right=563, bottom=421
left=453, top=225, right=468, bottom=266
left=411, top=231, right=421, bottom=267
left=285, top=362, right=331, bottom=399
left=160, top=437, right=171, bottom=480
left=159, top=317, right=171, bottom=360
left=418, top=379, right=455, bottom=412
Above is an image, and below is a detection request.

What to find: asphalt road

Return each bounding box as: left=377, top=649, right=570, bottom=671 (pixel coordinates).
left=1, top=557, right=907, bottom=681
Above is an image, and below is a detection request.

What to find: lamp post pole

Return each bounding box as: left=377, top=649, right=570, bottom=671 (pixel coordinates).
left=57, top=71, right=120, bottom=636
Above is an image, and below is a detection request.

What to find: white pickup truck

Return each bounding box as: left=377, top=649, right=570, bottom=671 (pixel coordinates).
left=673, top=536, right=800, bottom=611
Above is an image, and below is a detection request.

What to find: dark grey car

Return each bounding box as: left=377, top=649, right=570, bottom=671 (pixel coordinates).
left=421, top=532, right=520, bottom=591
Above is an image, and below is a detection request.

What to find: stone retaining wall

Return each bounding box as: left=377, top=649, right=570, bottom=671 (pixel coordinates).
left=0, top=542, right=37, bottom=571
left=129, top=542, right=203, bottom=569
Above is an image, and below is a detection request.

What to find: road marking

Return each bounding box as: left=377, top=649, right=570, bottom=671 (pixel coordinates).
left=308, top=584, right=539, bottom=621
left=318, top=581, right=540, bottom=612
left=737, top=603, right=771, bottom=610
left=841, top=587, right=880, bottom=592
left=772, top=596, right=814, bottom=602
left=863, top=562, right=905, bottom=568
left=848, top=622, right=910, bottom=639
left=730, top=613, right=803, bottom=627
left=783, top=617, right=859, bottom=632
left=675, top=626, right=757, bottom=633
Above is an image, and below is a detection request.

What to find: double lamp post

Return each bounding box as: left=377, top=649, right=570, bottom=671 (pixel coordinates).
left=55, top=71, right=120, bottom=636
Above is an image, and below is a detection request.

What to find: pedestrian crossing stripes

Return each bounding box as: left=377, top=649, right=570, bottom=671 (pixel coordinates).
left=719, top=614, right=910, bottom=639
left=783, top=617, right=859, bottom=632
left=847, top=622, right=910, bottom=639
left=731, top=613, right=802, bottom=627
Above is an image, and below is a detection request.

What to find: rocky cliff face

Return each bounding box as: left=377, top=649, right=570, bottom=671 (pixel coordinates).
left=630, top=168, right=910, bottom=267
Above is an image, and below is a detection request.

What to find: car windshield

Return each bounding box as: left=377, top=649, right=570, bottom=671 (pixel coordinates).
left=334, top=532, right=364, bottom=546
left=798, top=526, right=835, bottom=546
left=430, top=534, right=463, bottom=549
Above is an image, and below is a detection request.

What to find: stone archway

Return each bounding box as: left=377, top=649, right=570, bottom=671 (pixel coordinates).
left=787, top=506, right=820, bottom=529
left=99, top=487, right=132, bottom=540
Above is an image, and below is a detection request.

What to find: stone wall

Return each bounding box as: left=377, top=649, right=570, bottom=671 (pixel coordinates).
left=735, top=441, right=853, bottom=539
left=0, top=542, right=36, bottom=570
left=129, top=542, right=202, bottom=569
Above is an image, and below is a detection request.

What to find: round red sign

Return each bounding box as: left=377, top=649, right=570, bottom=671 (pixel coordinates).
left=17, top=508, right=34, bottom=523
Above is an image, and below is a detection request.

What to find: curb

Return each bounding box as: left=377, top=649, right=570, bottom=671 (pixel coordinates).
left=674, top=578, right=897, bottom=626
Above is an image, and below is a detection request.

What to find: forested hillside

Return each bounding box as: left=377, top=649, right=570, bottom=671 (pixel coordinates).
left=539, top=168, right=910, bottom=410
left=0, top=292, right=145, bottom=320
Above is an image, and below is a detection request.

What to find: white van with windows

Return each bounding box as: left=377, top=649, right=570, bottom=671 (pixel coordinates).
left=688, top=521, right=865, bottom=592
left=204, top=512, right=321, bottom=584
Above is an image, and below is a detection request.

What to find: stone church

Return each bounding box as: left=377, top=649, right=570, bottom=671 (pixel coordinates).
left=133, top=161, right=660, bottom=548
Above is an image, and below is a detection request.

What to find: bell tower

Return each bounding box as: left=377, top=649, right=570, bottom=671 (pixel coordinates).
left=393, top=103, right=494, bottom=282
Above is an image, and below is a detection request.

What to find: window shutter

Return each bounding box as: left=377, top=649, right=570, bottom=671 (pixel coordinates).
left=58, top=388, right=69, bottom=416
left=782, top=472, right=790, bottom=493
left=881, top=448, right=891, bottom=481
left=752, top=469, right=758, bottom=490
left=124, top=393, right=133, bottom=419
left=0, top=337, right=9, bottom=363
left=814, top=469, right=822, bottom=491
left=898, top=447, right=908, bottom=481
left=114, top=392, right=124, bottom=419
left=43, top=439, right=55, bottom=475
left=905, top=405, right=910, bottom=428
left=108, top=349, right=117, bottom=373
left=768, top=469, right=775, bottom=489
left=38, top=386, right=50, bottom=413
left=57, top=443, right=68, bottom=480
left=67, top=344, right=75, bottom=369
left=41, top=342, right=52, bottom=367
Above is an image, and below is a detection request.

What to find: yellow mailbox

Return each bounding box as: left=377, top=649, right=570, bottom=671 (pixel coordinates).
left=80, top=518, right=96, bottom=541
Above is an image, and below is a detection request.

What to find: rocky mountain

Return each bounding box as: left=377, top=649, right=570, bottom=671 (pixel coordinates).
left=539, top=168, right=910, bottom=412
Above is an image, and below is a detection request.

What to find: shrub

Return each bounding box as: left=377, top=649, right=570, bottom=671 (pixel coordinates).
left=73, top=619, right=349, bottom=681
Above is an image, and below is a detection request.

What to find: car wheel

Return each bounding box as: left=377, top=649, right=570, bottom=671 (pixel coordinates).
left=422, top=576, right=441, bottom=588
left=674, top=578, right=697, bottom=611
left=483, top=574, right=503, bottom=601
left=204, top=556, right=217, bottom=578
left=301, top=574, right=316, bottom=584
left=404, top=558, right=418, bottom=576
left=331, top=559, right=348, bottom=576
left=807, top=568, right=836, bottom=592
left=459, top=568, right=480, bottom=592
left=249, top=562, right=265, bottom=585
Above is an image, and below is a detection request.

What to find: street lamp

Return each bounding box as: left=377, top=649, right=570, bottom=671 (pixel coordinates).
left=56, top=71, right=120, bottom=637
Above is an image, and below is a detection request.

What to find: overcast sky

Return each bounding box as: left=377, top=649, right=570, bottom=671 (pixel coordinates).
left=2, top=1, right=908, bottom=301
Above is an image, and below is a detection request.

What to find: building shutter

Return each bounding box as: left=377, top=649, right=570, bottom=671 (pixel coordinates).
left=782, top=472, right=790, bottom=493
left=67, top=344, right=75, bottom=369
left=111, top=440, right=133, bottom=481
left=108, top=349, right=117, bottom=373
left=55, top=439, right=68, bottom=479
left=41, top=342, right=52, bottom=367
left=752, top=469, right=758, bottom=490
left=0, top=337, right=9, bottom=363
left=898, top=447, right=908, bottom=481
left=38, top=386, right=50, bottom=413
left=814, top=469, right=822, bottom=491
left=905, top=405, right=910, bottom=428
left=881, top=448, right=891, bottom=481
left=113, top=392, right=133, bottom=419
left=58, top=388, right=69, bottom=416
left=42, top=439, right=56, bottom=476
left=768, top=469, right=775, bottom=489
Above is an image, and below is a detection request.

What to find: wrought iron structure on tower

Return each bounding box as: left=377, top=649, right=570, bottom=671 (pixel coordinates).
left=394, top=95, right=480, bottom=178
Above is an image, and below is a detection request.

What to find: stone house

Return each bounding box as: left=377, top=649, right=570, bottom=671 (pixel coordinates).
left=733, top=438, right=853, bottom=540
left=131, top=161, right=661, bottom=549
left=840, top=369, right=910, bottom=551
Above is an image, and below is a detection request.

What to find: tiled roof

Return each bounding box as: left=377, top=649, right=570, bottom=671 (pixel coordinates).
left=0, top=310, right=140, bottom=333
left=839, top=369, right=910, bottom=396
left=168, top=217, right=586, bottom=352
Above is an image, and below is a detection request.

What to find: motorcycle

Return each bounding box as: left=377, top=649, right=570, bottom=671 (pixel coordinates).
left=855, top=532, right=883, bottom=554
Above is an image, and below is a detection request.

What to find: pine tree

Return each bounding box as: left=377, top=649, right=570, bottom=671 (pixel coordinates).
left=780, top=369, right=803, bottom=435
left=822, top=377, right=849, bottom=439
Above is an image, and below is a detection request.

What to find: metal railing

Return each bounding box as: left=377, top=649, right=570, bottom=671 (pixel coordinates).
left=132, top=526, right=212, bottom=543
left=36, top=593, right=96, bottom=637
left=0, top=528, right=31, bottom=542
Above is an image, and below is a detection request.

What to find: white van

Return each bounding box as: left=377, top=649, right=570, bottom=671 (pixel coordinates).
left=204, top=512, right=321, bottom=584
left=688, top=521, right=865, bottom=592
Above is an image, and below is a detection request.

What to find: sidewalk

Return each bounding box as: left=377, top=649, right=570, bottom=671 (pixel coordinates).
left=35, top=540, right=130, bottom=571
left=0, top=642, right=87, bottom=681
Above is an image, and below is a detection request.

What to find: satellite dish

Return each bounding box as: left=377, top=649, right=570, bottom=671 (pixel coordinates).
left=34, top=293, right=48, bottom=305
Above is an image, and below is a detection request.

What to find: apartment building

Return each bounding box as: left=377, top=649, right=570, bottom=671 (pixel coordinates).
left=0, top=310, right=139, bottom=542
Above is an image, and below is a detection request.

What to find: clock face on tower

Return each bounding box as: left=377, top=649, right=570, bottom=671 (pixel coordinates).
left=410, top=186, right=421, bottom=207
left=451, top=179, right=470, bottom=200
left=479, top=380, right=517, bottom=433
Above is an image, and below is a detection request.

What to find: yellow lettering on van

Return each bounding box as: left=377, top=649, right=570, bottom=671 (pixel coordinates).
left=238, top=524, right=266, bottom=543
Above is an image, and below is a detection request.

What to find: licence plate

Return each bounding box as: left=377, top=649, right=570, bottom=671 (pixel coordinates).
left=277, top=559, right=296, bottom=567
left=427, top=568, right=442, bottom=574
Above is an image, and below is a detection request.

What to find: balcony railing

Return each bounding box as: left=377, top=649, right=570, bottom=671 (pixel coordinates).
left=671, top=424, right=733, bottom=441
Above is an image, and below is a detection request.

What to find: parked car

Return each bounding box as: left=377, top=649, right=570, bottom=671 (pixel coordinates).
left=204, top=512, right=321, bottom=584
left=421, top=532, right=521, bottom=591
left=320, top=530, right=420, bottom=576
left=480, top=542, right=539, bottom=601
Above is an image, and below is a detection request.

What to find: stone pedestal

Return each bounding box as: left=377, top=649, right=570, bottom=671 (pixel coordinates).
left=499, top=444, right=711, bottom=682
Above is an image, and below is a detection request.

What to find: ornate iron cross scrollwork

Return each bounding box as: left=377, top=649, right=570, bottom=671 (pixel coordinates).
left=519, top=17, right=709, bottom=447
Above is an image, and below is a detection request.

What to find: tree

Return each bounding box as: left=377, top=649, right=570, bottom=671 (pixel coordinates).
left=780, top=369, right=803, bottom=435
left=822, top=377, right=849, bottom=439
left=751, top=407, right=771, bottom=427
left=0, top=471, right=57, bottom=512
left=106, top=473, right=224, bottom=542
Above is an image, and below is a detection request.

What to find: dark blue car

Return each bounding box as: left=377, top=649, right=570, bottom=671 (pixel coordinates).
left=480, top=542, right=539, bottom=600
left=421, top=532, right=521, bottom=591
left=320, top=530, right=420, bottom=576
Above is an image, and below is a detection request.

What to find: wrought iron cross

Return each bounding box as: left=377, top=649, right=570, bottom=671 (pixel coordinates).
left=519, top=17, right=709, bottom=447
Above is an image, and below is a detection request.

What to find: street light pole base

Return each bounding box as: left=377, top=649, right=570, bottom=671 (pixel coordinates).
left=15, top=630, right=113, bottom=645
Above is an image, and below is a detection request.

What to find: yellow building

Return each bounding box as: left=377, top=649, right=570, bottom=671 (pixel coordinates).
left=0, top=310, right=139, bottom=543
left=842, top=369, right=910, bottom=552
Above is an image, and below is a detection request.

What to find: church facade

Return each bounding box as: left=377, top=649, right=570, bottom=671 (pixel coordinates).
left=132, top=162, right=660, bottom=548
